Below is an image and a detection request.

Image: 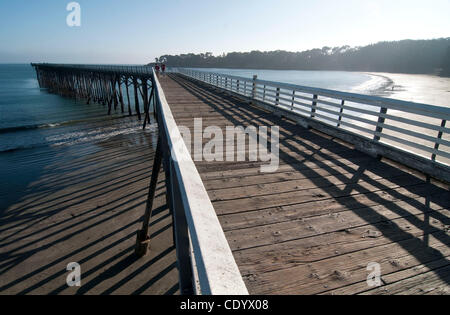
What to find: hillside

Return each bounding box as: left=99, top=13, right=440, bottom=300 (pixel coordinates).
left=153, top=38, right=450, bottom=76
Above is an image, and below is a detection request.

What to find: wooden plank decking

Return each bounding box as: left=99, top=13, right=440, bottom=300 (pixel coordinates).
left=159, top=73, right=450, bottom=295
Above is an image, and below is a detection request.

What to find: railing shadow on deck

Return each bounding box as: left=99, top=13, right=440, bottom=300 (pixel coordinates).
left=0, top=131, right=158, bottom=227
left=0, top=119, right=156, bottom=217
left=168, top=73, right=450, bottom=288
left=0, top=133, right=179, bottom=295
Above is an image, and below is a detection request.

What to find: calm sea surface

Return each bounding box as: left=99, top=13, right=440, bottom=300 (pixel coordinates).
left=0, top=64, right=389, bottom=153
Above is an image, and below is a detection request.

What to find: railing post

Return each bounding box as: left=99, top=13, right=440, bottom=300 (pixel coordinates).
left=275, top=87, right=280, bottom=106
left=237, top=79, right=240, bottom=93
left=311, top=94, right=318, bottom=118
left=374, top=107, right=388, bottom=141
left=291, top=90, right=295, bottom=111
left=432, top=119, right=446, bottom=161
left=337, top=100, right=345, bottom=127
left=252, top=75, right=257, bottom=100
left=263, top=85, right=266, bottom=101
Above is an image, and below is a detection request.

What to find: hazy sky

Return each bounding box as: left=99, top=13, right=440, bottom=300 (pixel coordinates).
left=0, top=0, right=449, bottom=64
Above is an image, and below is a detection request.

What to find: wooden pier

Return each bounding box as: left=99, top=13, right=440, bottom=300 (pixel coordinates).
left=158, top=73, right=450, bottom=295
left=9, top=64, right=450, bottom=295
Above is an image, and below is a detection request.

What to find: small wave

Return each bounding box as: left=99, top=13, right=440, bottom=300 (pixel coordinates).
left=0, top=114, right=135, bottom=134
left=47, top=123, right=157, bottom=147
left=353, top=73, right=394, bottom=95
left=0, top=123, right=60, bottom=134
left=354, top=73, right=394, bottom=95
left=0, top=120, right=157, bottom=153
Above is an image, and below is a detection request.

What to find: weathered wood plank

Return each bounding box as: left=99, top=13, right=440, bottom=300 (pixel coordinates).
left=158, top=73, right=450, bottom=296
left=243, top=232, right=450, bottom=295
left=208, top=165, right=409, bottom=201
left=362, top=265, right=450, bottom=295
left=212, top=174, right=426, bottom=215
left=228, top=201, right=449, bottom=250
left=321, top=256, right=450, bottom=295
left=219, top=184, right=448, bottom=231
left=231, top=208, right=449, bottom=272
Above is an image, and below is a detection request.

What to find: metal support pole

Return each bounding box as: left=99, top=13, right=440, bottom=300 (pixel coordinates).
left=432, top=119, right=446, bottom=161
left=291, top=91, right=295, bottom=111
left=118, top=76, right=125, bottom=113
left=337, top=100, right=345, bottom=127
left=143, top=84, right=155, bottom=130
left=252, top=75, right=257, bottom=101
left=135, top=138, right=163, bottom=257
left=374, top=107, right=388, bottom=141
left=126, top=79, right=132, bottom=116
left=133, top=77, right=142, bottom=121
left=311, top=94, right=318, bottom=118
left=275, top=87, right=280, bottom=106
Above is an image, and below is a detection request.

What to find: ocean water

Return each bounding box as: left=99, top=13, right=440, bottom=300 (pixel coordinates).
left=190, top=68, right=391, bottom=95
left=0, top=64, right=154, bottom=153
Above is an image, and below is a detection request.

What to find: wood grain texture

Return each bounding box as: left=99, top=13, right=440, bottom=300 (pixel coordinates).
left=159, top=73, right=450, bottom=295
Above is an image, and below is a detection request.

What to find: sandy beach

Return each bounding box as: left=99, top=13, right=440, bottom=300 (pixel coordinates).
left=353, top=72, right=450, bottom=165
left=370, top=72, right=450, bottom=108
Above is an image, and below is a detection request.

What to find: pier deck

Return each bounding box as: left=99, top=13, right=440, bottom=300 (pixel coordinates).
left=159, top=73, right=450, bottom=295
left=0, top=130, right=179, bottom=295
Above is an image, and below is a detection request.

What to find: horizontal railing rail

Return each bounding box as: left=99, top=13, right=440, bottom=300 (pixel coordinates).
left=178, top=68, right=450, bottom=182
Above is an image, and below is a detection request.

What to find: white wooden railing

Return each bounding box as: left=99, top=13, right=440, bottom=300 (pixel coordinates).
left=151, top=69, right=248, bottom=295
left=177, top=68, right=450, bottom=183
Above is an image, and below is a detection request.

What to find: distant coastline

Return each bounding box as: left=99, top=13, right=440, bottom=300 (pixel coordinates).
left=153, top=38, right=450, bottom=77
left=362, top=73, right=395, bottom=96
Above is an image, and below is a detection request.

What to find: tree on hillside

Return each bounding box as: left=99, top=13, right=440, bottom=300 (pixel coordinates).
left=441, top=46, right=450, bottom=77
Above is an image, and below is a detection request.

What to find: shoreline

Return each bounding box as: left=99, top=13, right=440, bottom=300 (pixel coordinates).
left=184, top=66, right=449, bottom=106
left=362, top=72, right=395, bottom=97
left=367, top=72, right=450, bottom=107
left=355, top=72, right=449, bottom=165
